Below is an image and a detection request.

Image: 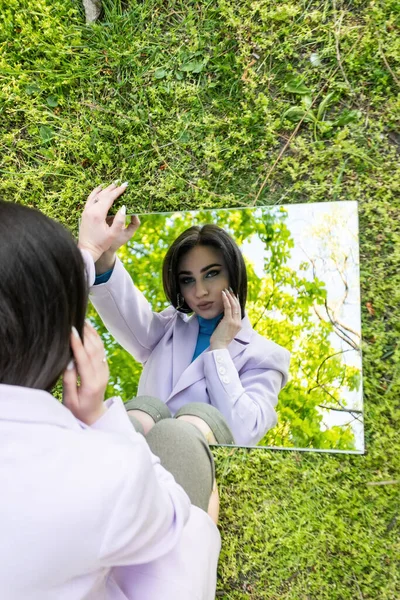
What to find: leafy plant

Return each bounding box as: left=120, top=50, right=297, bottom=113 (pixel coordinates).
left=282, top=83, right=361, bottom=140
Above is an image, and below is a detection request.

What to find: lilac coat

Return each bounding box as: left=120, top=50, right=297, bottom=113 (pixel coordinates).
left=86, top=253, right=291, bottom=446
left=0, top=385, right=220, bottom=600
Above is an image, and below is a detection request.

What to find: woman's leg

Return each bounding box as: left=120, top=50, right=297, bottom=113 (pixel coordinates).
left=126, top=410, right=154, bottom=435
left=174, top=402, right=235, bottom=445
left=124, top=399, right=232, bottom=511
left=124, top=397, right=234, bottom=445
left=145, top=419, right=215, bottom=512
left=124, top=396, right=172, bottom=435
left=124, top=397, right=217, bottom=511
left=174, top=414, right=218, bottom=444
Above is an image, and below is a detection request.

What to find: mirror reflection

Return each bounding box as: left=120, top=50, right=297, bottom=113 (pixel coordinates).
left=88, top=201, right=363, bottom=453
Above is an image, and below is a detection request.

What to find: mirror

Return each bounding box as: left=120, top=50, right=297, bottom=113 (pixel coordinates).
left=88, top=201, right=363, bottom=453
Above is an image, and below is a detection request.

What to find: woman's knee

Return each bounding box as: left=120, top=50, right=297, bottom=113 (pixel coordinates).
left=127, top=409, right=156, bottom=435
left=174, top=402, right=235, bottom=445
left=124, top=395, right=171, bottom=435
left=175, top=414, right=217, bottom=444
left=145, top=419, right=215, bottom=511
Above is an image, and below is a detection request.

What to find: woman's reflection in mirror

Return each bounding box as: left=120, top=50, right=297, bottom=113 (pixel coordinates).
left=79, top=183, right=290, bottom=447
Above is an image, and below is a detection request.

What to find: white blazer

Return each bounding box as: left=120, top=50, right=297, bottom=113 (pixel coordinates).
left=0, top=385, right=220, bottom=600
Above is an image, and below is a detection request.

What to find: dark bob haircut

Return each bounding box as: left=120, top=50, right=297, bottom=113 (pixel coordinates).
left=162, top=224, right=247, bottom=318
left=0, top=201, right=87, bottom=392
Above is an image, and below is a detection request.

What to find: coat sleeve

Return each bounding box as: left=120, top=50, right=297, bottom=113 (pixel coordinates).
left=94, top=401, right=220, bottom=600
left=82, top=251, right=176, bottom=363
left=202, top=344, right=291, bottom=446
left=109, top=505, right=221, bottom=600
left=89, top=397, right=192, bottom=566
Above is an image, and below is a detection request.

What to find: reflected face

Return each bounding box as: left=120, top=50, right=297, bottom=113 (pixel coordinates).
left=178, top=245, right=230, bottom=319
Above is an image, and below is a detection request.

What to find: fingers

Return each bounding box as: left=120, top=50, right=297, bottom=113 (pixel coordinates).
left=222, top=288, right=241, bottom=319
left=90, top=184, right=128, bottom=221
left=106, top=214, right=140, bottom=231
left=85, top=182, right=128, bottom=214
left=120, top=215, right=141, bottom=239
left=69, top=323, right=109, bottom=392
left=103, top=182, right=119, bottom=193
left=227, top=288, right=241, bottom=317
left=109, top=206, right=127, bottom=238
left=70, top=326, right=93, bottom=380
left=96, top=183, right=129, bottom=214
left=62, top=360, right=79, bottom=409
left=110, top=212, right=140, bottom=244
left=130, top=215, right=140, bottom=230
left=82, top=322, right=109, bottom=386
left=221, top=289, right=231, bottom=317
left=207, top=481, right=219, bottom=525
left=86, top=184, right=103, bottom=207
left=83, top=321, right=107, bottom=368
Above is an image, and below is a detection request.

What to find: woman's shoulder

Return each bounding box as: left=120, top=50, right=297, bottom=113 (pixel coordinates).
left=251, top=328, right=290, bottom=353
left=158, top=305, right=193, bottom=326
left=245, top=327, right=291, bottom=370
left=160, top=306, right=194, bottom=324
left=240, top=316, right=290, bottom=356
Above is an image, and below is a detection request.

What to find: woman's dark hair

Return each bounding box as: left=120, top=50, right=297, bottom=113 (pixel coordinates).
left=0, top=201, right=87, bottom=391
left=162, top=224, right=247, bottom=318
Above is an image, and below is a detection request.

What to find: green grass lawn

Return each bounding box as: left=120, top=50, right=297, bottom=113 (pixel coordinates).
left=1, top=0, right=399, bottom=597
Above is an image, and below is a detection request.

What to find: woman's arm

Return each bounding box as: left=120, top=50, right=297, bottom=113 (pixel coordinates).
left=202, top=344, right=290, bottom=446
left=201, top=288, right=290, bottom=446
left=62, top=320, right=193, bottom=567
left=85, top=251, right=176, bottom=363
left=78, top=184, right=175, bottom=363
left=97, top=425, right=192, bottom=566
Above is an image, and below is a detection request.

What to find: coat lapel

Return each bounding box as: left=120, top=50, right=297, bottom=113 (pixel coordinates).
left=167, top=314, right=254, bottom=401
left=171, top=313, right=199, bottom=389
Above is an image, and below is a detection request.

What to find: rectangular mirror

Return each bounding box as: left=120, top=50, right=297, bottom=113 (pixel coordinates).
left=89, top=201, right=363, bottom=453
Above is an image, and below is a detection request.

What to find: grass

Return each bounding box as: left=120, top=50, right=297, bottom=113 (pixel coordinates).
left=1, top=0, right=399, bottom=597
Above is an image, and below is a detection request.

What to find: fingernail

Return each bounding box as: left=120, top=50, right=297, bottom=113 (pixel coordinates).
left=120, top=205, right=126, bottom=216
left=229, top=287, right=234, bottom=293
left=66, top=360, right=74, bottom=370
left=85, top=318, right=92, bottom=326
left=71, top=326, right=80, bottom=339
left=221, top=290, right=226, bottom=295
left=121, top=181, right=129, bottom=187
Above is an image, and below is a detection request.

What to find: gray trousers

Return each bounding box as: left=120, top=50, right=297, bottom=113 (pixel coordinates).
left=125, top=396, right=233, bottom=512
left=145, top=419, right=214, bottom=512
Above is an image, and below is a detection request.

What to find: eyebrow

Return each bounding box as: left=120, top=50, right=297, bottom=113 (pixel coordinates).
left=178, top=263, right=222, bottom=276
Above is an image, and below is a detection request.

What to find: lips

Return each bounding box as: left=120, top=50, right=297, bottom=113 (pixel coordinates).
left=197, top=302, right=213, bottom=310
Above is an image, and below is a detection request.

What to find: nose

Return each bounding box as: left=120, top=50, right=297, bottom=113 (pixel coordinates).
left=195, top=281, right=208, bottom=298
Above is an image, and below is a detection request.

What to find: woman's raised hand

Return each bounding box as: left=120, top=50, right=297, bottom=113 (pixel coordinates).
left=209, top=289, right=242, bottom=351
left=62, top=321, right=109, bottom=426
left=78, top=182, right=140, bottom=264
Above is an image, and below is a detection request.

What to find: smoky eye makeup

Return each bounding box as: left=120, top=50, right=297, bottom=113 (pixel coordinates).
left=205, top=269, right=221, bottom=278
left=179, top=276, right=195, bottom=286
left=179, top=269, right=221, bottom=285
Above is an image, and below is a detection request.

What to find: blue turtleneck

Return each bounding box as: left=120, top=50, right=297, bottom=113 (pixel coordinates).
left=191, top=314, right=222, bottom=362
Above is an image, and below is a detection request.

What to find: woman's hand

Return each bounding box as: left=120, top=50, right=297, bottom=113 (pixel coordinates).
left=94, top=212, right=140, bottom=275
left=62, top=321, right=109, bottom=426
left=207, top=480, right=219, bottom=525
left=78, top=182, right=140, bottom=264
left=210, top=289, right=242, bottom=351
